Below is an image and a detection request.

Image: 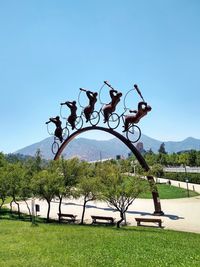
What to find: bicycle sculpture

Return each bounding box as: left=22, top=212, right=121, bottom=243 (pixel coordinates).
left=46, top=81, right=152, bottom=154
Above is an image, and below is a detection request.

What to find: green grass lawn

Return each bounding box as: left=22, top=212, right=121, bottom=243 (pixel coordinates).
left=139, top=184, right=199, bottom=199
left=0, top=219, right=200, bottom=267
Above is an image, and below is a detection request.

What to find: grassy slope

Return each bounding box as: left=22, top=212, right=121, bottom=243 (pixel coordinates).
left=139, top=184, right=199, bottom=199
left=0, top=220, right=200, bottom=267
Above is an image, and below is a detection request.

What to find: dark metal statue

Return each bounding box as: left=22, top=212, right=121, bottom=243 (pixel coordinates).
left=64, top=101, right=77, bottom=130
left=103, top=81, right=122, bottom=123
left=80, top=88, right=98, bottom=122
left=123, top=84, right=151, bottom=132
left=46, top=116, right=63, bottom=142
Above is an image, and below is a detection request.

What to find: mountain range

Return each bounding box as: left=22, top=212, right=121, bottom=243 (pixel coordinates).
left=15, top=134, right=200, bottom=161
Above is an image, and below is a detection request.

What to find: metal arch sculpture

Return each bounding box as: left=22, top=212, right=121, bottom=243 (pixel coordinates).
left=54, top=125, right=164, bottom=216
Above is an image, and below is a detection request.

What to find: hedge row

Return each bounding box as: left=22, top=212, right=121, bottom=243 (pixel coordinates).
left=161, top=172, right=200, bottom=184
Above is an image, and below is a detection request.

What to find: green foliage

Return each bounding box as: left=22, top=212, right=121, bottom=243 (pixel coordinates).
left=150, top=164, right=164, bottom=177
left=162, top=172, right=200, bottom=184
left=144, top=149, right=200, bottom=167
left=158, top=142, right=167, bottom=154
left=99, top=163, right=148, bottom=227
left=0, top=221, right=200, bottom=267
left=0, top=166, right=9, bottom=209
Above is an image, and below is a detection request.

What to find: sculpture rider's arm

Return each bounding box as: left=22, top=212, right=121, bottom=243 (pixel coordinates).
left=129, top=110, right=137, bottom=114
left=66, top=101, right=72, bottom=108
left=86, top=91, right=93, bottom=100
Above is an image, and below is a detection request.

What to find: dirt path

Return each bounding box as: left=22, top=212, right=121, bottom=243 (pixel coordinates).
left=11, top=195, right=200, bottom=234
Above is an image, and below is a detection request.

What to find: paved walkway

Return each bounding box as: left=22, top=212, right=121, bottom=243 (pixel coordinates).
left=13, top=194, right=200, bottom=234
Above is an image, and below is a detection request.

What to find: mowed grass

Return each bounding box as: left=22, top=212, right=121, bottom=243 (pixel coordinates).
left=139, top=184, right=199, bottom=199
left=0, top=219, right=200, bottom=267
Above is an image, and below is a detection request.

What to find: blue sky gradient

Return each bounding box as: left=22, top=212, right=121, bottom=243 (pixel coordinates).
left=0, top=0, right=200, bottom=153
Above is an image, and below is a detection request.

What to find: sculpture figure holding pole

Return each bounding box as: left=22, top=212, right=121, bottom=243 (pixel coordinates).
left=79, top=88, right=98, bottom=122
left=46, top=116, right=63, bottom=143
left=61, top=101, right=77, bottom=130
left=102, top=81, right=123, bottom=123
left=123, top=84, right=152, bottom=132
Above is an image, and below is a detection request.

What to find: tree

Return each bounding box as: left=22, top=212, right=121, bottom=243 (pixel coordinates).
left=32, top=168, right=59, bottom=222
left=6, top=163, right=24, bottom=218
left=187, top=150, right=197, bottom=167
left=76, top=162, right=100, bottom=224
left=53, top=157, right=82, bottom=222
left=158, top=143, right=167, bottom=154
left=0, top=167, right=9, bottom=210
left=150, top=164, right=164, bottom=178
left=99, top=163, right=147, bottom=228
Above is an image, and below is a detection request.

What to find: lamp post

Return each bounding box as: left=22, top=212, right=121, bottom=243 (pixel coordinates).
left=185, top=179, right=189, bottom=198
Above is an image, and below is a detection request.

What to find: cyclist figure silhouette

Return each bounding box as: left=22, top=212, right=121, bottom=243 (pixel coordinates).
left=64, top=101, right=77, bottom=130
left=81, top=89, right=98, bottom=122
left=103, top=81, right=122, bottom=123
left=123, top=84, right=152, bottom=132
left=49, top=116, right=63, bottom=142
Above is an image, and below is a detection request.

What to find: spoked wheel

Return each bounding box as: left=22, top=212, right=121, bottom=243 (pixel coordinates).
left=62, top=127, right=69, bottom=140
left=46, top=123, right=54, bottom=136
left=51, top=141, right=59, bottom=155
left=89, top=111, right=100, bottom=126
left=75, top=116, right=83, bottom=130
left=126, top=124, right=141, bottom=143
left=107, top=113, right=120, bottom=129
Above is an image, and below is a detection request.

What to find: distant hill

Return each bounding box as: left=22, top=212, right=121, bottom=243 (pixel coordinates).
left=15, top=134, right=200, bottom=161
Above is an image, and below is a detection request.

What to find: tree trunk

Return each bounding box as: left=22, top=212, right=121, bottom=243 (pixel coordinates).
left=80, top=196, right=87, bottom=225
left=10, top=199, right=14, bottom=214
left=117, top=211, right=124, bottom=228
left=58, top=196, right=62, bottom=223
left=24, top=199, right=32, bottom=221
left=46, top=200, right=51, bottom=223
left=0, top=198, right=5, bottom=211
left=13, top=198, right=20, bottom=219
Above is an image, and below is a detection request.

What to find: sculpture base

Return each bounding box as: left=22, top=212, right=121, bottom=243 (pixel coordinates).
left=153, top=211, right=164, bottom=216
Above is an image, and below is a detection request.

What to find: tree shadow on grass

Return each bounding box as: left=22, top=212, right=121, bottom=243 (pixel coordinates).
left=0, top=208, right=46, bottom=223
left=53, top=200, right=185, bottom=221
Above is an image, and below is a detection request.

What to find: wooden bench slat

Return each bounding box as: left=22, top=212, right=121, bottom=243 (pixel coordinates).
left=135, top=217, right=162, bottom=227
left=91, top=215, right=115, bottom=225
left=58, top=213, right=77, bottom=222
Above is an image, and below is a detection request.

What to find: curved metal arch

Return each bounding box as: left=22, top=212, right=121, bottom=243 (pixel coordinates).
left=54, top=126, right=164, bottom=215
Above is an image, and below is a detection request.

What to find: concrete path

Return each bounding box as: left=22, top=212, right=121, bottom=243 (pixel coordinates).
left=12, top=195, right=200, bottom=234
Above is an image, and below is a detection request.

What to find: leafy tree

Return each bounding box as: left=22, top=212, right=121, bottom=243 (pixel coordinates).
left=53, top=157, right=82, bottom=221
left=0, top=167, right=9, bottom=210
left=158, top=143, right=167, bottom=154
left=77, top=162, right=100, bottom=224
left=187, top=150, right=197, bottom=167
left=32, top=168, right=59, bottom=222
left=6, top=163, right=24, bottom=218
left=99, top=163, right=147, bottom=228
left=0, top=152, right=6, bottom=167
left=150, top=164, right=164, bottom=178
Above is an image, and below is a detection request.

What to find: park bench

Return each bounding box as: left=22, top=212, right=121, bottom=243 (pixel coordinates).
left=91, top=215, right=115, bottom=225
left=57, top=213, right=77, bottom=223
left=135, top=217, right=162, bottom=228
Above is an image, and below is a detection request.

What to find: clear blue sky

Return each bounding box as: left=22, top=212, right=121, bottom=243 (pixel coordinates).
left=0, top=0, right=200, bottom=153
